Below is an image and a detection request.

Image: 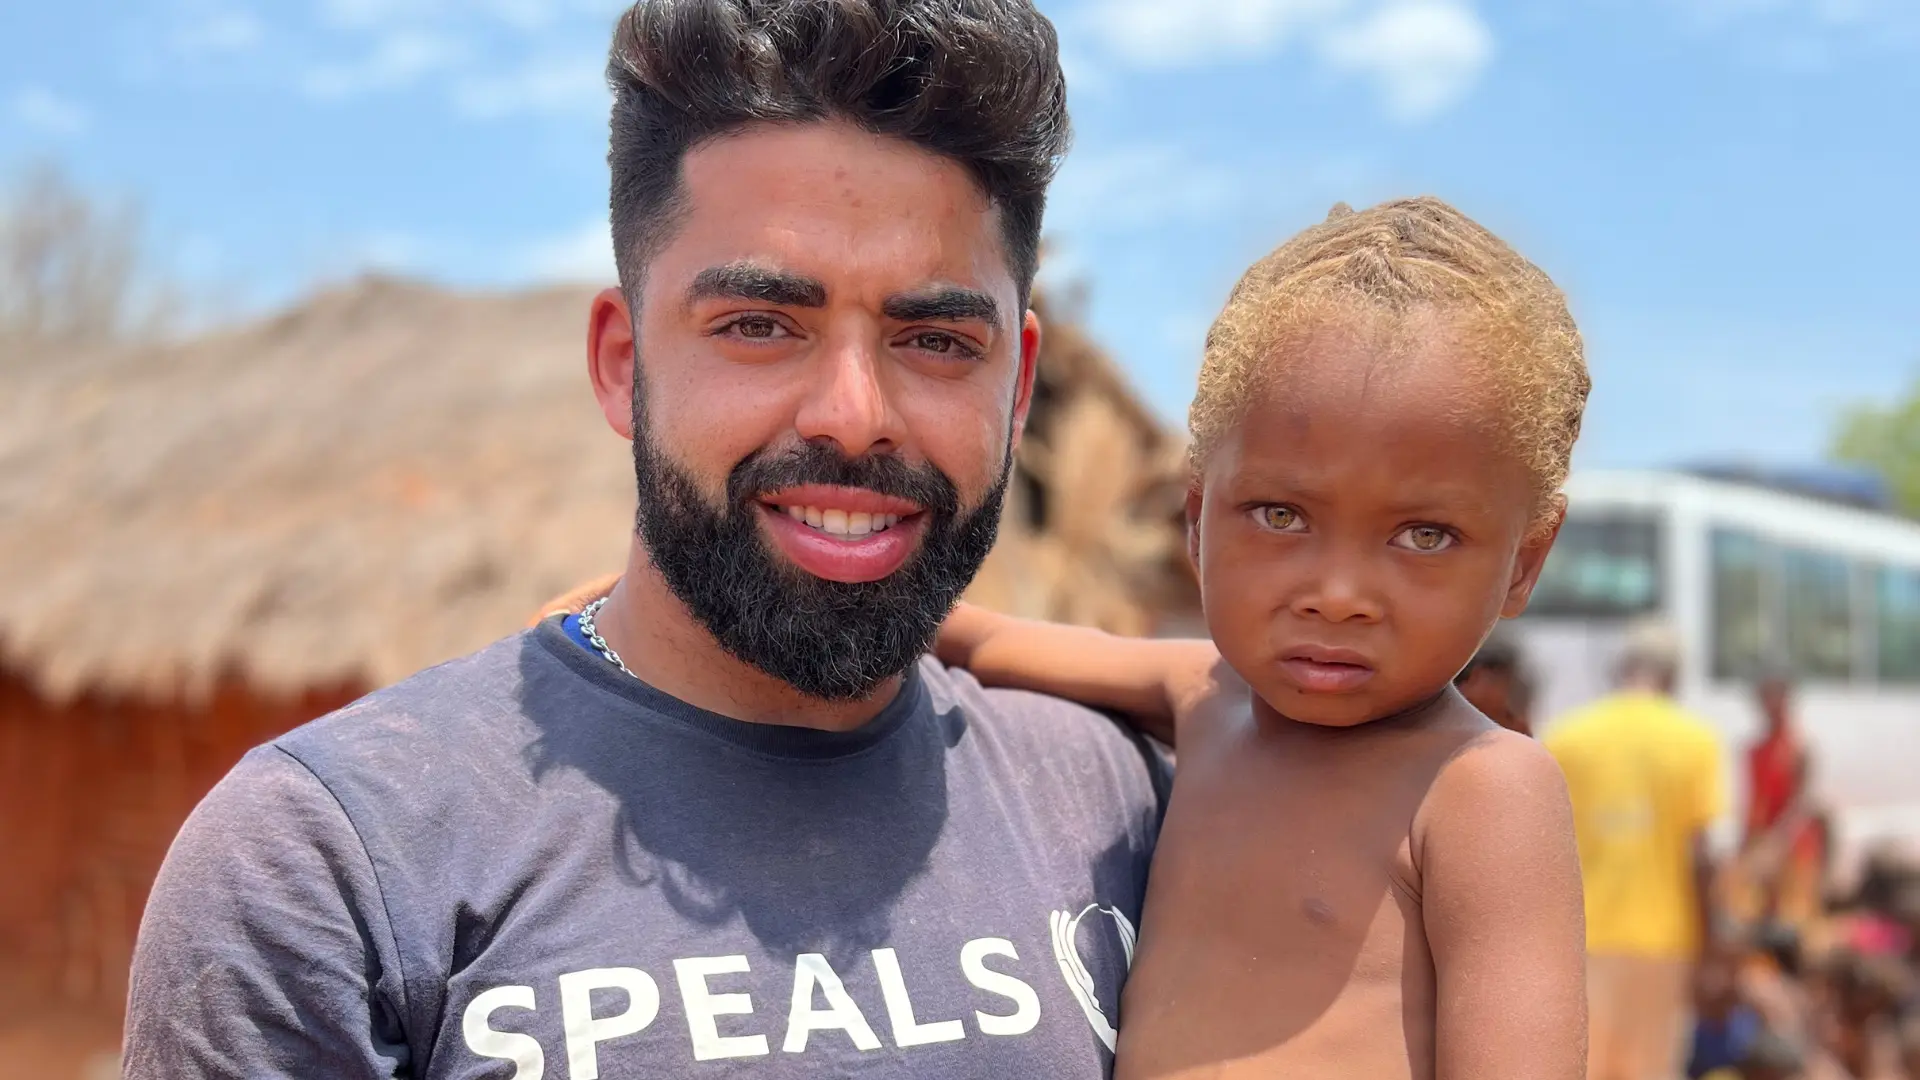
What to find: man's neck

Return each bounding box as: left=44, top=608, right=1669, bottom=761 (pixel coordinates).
left=588, top=542, right=907, bottom=732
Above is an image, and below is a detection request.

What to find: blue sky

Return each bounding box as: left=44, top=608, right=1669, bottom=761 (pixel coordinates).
left=3, top=0, right=1916, bottom=470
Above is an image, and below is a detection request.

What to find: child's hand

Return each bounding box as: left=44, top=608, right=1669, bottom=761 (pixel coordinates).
left=934, top=601, right=1006, bottom=670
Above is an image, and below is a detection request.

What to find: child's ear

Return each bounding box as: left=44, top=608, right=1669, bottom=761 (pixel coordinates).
left=1184, top=485, right=1204, bottom=578
left=1502, top=496, right=1566, bottom=618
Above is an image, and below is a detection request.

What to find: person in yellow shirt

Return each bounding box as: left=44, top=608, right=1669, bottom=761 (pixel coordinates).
left=1546, top=620, right=1726, bottom=1080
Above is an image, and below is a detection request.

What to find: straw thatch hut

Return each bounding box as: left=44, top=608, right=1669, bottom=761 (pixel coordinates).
left=0, top=274, right=1197, bottom=1071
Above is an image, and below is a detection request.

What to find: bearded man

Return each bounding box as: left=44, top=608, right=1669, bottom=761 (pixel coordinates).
left=122, top=2, right=1167, bottom=1077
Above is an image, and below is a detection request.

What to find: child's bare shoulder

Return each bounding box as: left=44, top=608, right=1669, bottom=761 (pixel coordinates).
left=1410, top=709, right=1574, bottom=873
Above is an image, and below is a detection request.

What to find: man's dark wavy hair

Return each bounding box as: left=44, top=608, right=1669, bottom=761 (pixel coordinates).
left=606, top=0, right=1070, bottom=307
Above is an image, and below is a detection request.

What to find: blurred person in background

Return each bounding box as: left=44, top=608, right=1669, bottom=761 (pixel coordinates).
left=1899, top=1013, right=1920, bottom=1080
left=1744, top=674, right=1828, bottom=927
left=1812, top=949, right=1908, bottom=1078
left=1455, top=631, right=1536, bottom=736
left=1547, top=618, right=1726, bottom=1080
left=1743, top=922, right=1816, bottom=1044
left=1689, top=950, right=1765, bottom=1078
left=1734, top=1030, right=1810, bottom=1080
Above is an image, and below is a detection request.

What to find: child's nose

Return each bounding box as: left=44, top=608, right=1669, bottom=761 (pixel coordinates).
left=1289, top=561, right=1385, bottom=623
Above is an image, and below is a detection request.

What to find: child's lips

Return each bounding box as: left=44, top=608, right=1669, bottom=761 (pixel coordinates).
left=1278, top=647, right=1376, bottom=693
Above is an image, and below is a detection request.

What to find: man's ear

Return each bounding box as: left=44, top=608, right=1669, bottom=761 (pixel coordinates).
left=1502, top=495, right=1566, bottom=618
left=587, top=287, right=637, bottom=440
left=1008, top=308, right=1042, bottom=453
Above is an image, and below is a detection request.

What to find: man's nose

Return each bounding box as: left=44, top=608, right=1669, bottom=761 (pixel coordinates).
left=791, top=329, right=905, bottom=458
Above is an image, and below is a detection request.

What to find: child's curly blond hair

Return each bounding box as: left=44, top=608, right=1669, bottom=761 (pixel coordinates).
left=1189, top=197, right=1590, bottom=523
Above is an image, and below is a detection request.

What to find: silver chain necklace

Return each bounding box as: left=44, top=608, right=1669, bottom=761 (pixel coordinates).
left=577, top=596, right=636, bottom=678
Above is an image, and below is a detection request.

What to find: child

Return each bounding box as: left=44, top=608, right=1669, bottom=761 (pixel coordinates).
left=1735, top=1032, right=1807, bottom=1080
left=1899, top=1011, right=1920, bottom=1080
left=937, top=198, right=1589, bottom=1078
left=1690, top=951, right=1764, bottom=1078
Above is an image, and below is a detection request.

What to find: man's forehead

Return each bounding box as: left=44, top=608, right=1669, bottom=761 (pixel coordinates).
left=681, top=119, right=991, bottom=211
left=654, top=120, right=1016, bottom=300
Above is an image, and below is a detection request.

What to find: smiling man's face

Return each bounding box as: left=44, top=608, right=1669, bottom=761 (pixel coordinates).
left=607, top=119, right=1040, bottom=699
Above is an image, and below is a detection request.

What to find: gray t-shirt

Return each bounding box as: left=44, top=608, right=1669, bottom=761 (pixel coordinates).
left=124, top=618, right=1168, bottom=1079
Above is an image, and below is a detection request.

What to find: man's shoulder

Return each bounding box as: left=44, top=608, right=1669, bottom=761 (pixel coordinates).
left=271, top=629, right=542, bottom=776
left=918, top=656, right=1153, bottom=755
left=916, top=657, right=1171, bottom=812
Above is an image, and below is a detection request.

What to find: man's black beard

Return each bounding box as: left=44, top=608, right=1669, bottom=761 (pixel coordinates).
left=633, top=433, right=1008, bottom=702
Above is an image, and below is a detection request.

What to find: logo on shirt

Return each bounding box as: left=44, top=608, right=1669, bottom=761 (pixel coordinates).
left=461, top=905, right=1139, bottom=1076
left=1050, top=904, right=1138, bottom=1053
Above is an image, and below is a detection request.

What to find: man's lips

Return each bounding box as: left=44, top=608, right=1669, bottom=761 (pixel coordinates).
left=756, top=485, right=930, bottom=584
left=761, top=484, right=926, bottom=519
left=1277, top=645, right=1376, bottom=694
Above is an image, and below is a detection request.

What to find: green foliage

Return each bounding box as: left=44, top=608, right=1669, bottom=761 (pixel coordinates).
left=1833, top=373, right=1920, bottom=516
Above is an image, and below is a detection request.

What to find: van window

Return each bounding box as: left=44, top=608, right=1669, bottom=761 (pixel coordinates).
left=1712, top=528, right=1771, bottom=680
left=1529, top=513, right=1663, bottom=617
left=1878, top=566, right=1920, bottom=683
left=1782, top=548, right=1855, bottom=680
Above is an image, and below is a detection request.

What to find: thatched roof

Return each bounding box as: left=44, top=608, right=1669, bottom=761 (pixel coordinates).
left=964, top=313, right=1196, bottom=636
left=0, top=275, right=1194, bottom=705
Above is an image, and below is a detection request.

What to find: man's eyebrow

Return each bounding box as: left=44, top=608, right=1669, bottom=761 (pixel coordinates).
left=686, top=263, right=827, bottom=308
left=882, top=287, right=1000, bottom=325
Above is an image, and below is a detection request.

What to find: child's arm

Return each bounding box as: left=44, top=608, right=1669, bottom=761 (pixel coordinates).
left=935, top=602, right=1221, bottom=747
left=1419, top=729, right=1587, bottom=1080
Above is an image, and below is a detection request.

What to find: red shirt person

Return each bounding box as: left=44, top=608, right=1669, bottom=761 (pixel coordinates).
left=1744, top=676, right=1825, bottom=923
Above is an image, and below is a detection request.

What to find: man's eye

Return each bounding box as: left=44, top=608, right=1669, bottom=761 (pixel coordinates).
left=1254, top=506, right=1304, bottom=532
left=904, top=331, right=980, bottom=358
left=726, top=316, right=785, bottom=340
left=1392, top=525, right=1455, bottom=553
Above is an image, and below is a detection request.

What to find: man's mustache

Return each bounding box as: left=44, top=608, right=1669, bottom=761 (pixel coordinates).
left=725, top=442, right=961, bottom=519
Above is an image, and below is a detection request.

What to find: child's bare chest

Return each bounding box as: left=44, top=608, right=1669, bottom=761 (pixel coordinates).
left=1114, top=732, right=1442, bottom=1079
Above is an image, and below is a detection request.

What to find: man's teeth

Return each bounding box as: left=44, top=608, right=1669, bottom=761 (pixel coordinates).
left=782, top=506, right=903, bottom=537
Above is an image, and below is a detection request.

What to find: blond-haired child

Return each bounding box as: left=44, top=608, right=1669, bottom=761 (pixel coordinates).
left=940, top=197, right=1591, bottom=1079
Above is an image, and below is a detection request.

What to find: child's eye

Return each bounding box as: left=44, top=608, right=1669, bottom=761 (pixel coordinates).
left=1252, top=506, right=1305, bottom=532
left=1392, top=525, right=1456, bottom=553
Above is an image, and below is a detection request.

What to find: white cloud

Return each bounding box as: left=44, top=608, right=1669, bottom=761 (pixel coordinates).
left=1059, top=47, right=1115, bottom=99
left=452, top=50, right=608, bottom=117
left=10, top=86, right=90, bottom=136
left=1083, top=0, right=1349, bottom=68
left=1073, top=0, right=1496, bottom=121
left=1048, top=145, right=1246, bottom=233
left=1318, top=0, right=1494, bottom=121
left=173, top=10, right=266, bottom=56
left=301, top=32, right=463, bottom=100
left=281, top=2, right=622, bottom=115
left=317, top=0, right=621, bottom=32
left=526, top=218, right=616, bottom=283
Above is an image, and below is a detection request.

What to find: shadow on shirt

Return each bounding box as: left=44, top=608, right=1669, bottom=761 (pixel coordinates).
left=512, top=635, right=956, bottom=972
